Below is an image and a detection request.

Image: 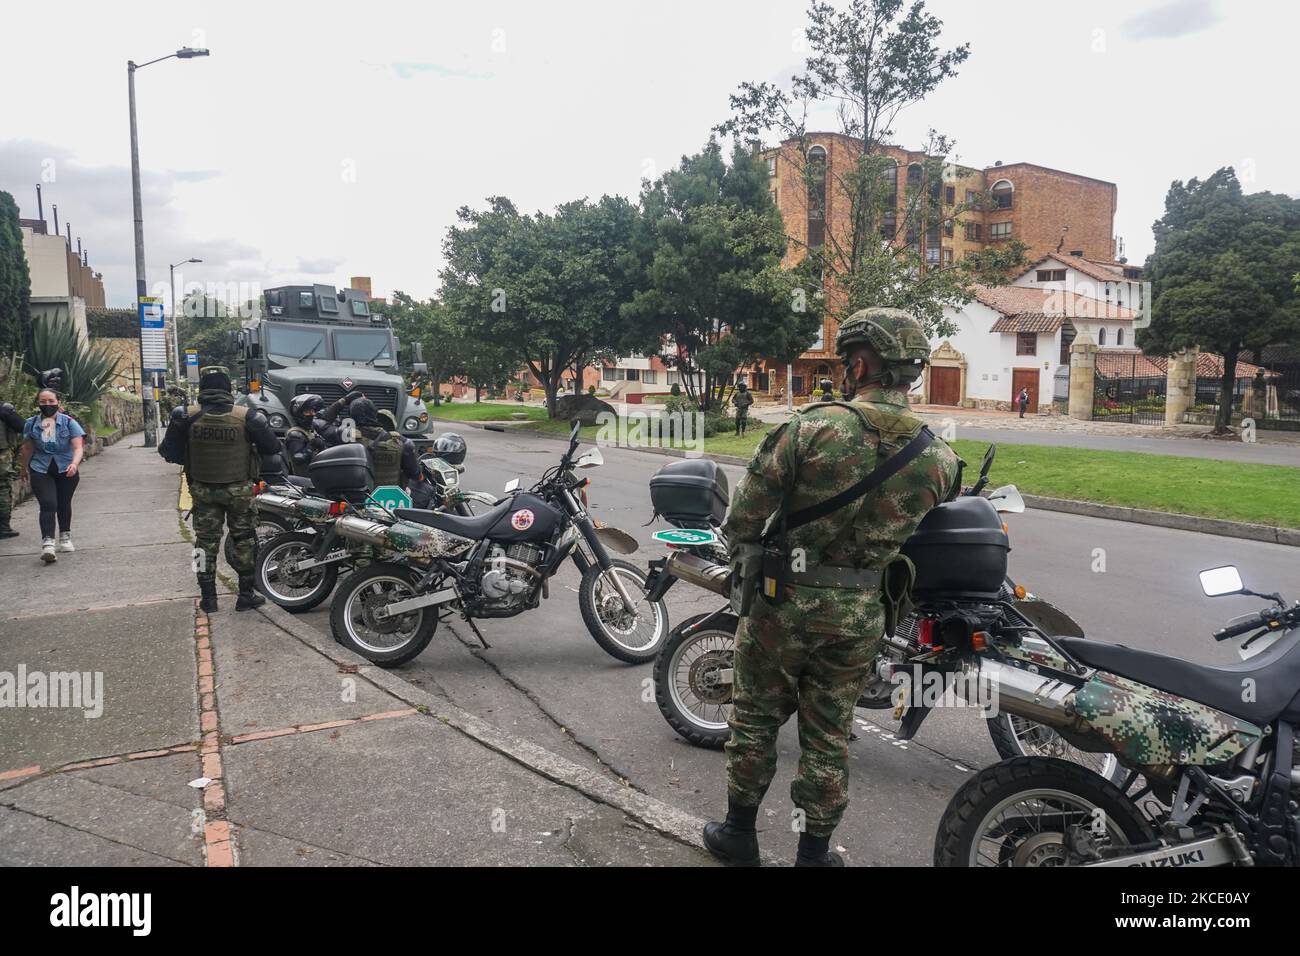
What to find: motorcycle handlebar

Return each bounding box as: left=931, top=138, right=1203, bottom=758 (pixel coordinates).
left=1213, top=611, right=1270, bottom=642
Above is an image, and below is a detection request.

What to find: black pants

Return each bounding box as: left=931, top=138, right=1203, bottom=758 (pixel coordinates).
left=29, top=467, right=79, bottom=539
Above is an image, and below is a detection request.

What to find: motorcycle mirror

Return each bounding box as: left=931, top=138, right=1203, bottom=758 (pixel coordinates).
left=504, top=478, right=520, bottom=493
left=1199, top=566, right=1244, bottom=597
left=574, top=447, right=604, bottom=469
left=987, top=484, right=1025, bottom=514
left=980, top=444, right=997, bottom=479
left=569, top=419, right=581, bottom=441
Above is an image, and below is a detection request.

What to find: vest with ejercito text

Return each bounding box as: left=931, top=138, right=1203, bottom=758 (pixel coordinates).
left=185, top=404, right=257, bottom=484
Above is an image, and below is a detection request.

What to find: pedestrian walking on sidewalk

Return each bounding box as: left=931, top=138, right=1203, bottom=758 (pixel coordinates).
left=159, top=366, right=282, bottom=612
left=18, top=390, right=86, bottom=563
left=0, top=399, right=25, bottom=539
left=1017, top=386, right=1030, bottom=418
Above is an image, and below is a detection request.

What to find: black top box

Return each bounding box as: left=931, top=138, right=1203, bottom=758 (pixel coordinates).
left=901, top=496, right=1009, bottom=598
left=309, top=444, right=374, bottom=498
left=649, top=459, right=729, bottom=526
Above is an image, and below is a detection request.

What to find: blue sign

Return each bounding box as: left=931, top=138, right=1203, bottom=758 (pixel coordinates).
left=185, top=351, right=199, bottom=366
left=138, top=296, right=168, bottom=372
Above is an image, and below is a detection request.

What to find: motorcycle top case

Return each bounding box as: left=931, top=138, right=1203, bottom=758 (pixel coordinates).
left=486, top=493, right=563, bottom=543
left=649, top=459, right=729, bottom=525
left=900, top=496, right=1009, bottom=598
left=308, top=444, right=374, bottom=499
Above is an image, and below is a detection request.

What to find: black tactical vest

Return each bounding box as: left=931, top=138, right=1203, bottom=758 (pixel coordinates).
left=359, top=425, right=404, bottom=486
left=186, top=404, right=256, bottom=484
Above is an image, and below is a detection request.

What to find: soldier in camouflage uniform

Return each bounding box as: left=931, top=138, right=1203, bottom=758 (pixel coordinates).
left=704, top=308, right=961, bottom=867
left=0, top=400, right=25, bottom=538
left=159, top=367, right=282, bottom=612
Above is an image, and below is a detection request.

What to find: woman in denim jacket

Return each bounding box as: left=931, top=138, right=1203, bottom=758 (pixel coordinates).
left=19, top=389, right=86, bottom=563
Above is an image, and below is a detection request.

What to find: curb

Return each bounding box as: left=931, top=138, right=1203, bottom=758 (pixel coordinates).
left=434, top=416, right=1299, bottom=548
left=251, top=601, right=715, bottom=856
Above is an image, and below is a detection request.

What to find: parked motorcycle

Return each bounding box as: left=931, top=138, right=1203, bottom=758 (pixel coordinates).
left=327, top=421, right=668, bottom=667
left=922, top=564, right=1300, bottom=867
left=253, top=447, right=496, bottom=613
left=642, top=446, right=1118, bottom=783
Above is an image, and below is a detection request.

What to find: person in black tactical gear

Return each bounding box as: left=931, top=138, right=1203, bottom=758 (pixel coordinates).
left=348, top=395, right=419, bottom=488
left=285, top=393, right=327, bottom=476
left=310, top=389, right=365, bottom=449
left=159, top=366, right=282, bottom=612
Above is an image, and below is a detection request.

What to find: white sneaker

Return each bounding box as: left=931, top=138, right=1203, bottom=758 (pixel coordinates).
left=41, top=538, right=57, bottom=563
left=58, top=532, right=75, bottom=553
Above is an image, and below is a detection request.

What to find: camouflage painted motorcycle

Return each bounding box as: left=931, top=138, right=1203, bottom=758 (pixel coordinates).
left=916, top=564, right=1300, bottom=867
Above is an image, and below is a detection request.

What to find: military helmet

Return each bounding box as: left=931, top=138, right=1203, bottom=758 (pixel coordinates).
left=289, top=393, right=325, bottom=426
left=348, top=395, right=379, bottom=427
left=377, top=409, right=399, bottom=432
left=834, top=307, right=930, bottom=387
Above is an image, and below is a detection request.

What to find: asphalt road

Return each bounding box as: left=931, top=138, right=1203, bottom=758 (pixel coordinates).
left=295, top=425, right=1300, bottom=866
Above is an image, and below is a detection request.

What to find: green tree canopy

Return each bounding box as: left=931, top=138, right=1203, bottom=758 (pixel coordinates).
left=1140, top=167, right=1300, bottom=431
left=0, top=191, right=33, bottom=359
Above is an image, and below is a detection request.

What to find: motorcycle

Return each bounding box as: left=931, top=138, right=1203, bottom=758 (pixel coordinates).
left=327, top=420, right=669, bottom=667
left=923, top=564, right=1300, bottom=867
left=253, top=451, right=496, bottom=613
left=642, top=445, right=1118, bottom=783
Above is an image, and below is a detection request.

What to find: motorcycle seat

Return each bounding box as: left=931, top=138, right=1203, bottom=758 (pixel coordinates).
left=286, top=476, right=313, bottom=490
left=392, top=500, right=510, bottom=539
left=1058, top=631, right=1300, bottom=727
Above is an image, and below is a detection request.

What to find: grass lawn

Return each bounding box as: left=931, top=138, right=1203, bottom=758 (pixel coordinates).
left=517, top=413, right=1298, bottom=528
left=428, top=402, right=547, bottom=423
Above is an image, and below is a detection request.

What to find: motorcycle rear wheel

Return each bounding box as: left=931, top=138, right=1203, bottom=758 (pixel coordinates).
left=222, top=514, right=291, bottom=572
left=330, top=563, right=438, bottom=668
left=255, top=531, right=340, bottom=613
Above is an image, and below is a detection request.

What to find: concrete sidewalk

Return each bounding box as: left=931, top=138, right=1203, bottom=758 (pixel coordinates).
left=0, top=438, right=712, bottom=866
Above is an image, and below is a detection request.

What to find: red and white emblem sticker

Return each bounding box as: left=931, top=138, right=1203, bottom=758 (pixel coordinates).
left=342, top=378, right=354, bottom=390
left=511, top=509, right=535, bottom=531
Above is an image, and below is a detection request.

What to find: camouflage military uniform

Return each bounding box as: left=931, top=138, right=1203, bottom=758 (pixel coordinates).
left=721, top=385, right=961, bottom=837
left=0, top=402, right=24, bottom=536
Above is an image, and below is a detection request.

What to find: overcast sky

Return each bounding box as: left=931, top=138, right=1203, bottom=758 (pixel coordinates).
left=2, top=0, right=1294, bottom=309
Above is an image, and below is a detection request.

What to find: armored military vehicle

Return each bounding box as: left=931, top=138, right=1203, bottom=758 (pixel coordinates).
left=231, top=284, right=432, bottom=446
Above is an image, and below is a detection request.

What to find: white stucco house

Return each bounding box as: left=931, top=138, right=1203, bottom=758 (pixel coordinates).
left=922, top=255, right=1139, bottom=412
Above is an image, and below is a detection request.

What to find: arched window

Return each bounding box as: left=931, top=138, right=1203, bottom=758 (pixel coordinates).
left=807, top=146, right=827, bottom=249
left=1097, top=327, right=1107, bottom=346
left=907, top=163, right=923, bottom=190
left=991, top=179, right=1013, bottom=210
left=1116, top=328, right=1124, bottom=346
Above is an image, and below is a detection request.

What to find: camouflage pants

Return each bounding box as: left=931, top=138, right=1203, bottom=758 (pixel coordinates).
left=725, top=602, right=883, bottom=837
left=191, top=479, right=257, bottom=576
left=0, top=446, right=15, bottom=526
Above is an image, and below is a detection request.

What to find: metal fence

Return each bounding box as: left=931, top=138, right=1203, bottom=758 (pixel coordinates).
left=1093, top=354, right=1166, bottom=425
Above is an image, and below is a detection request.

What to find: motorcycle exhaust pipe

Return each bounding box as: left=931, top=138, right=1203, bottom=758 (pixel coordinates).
left=334, top=514, right=396, bottom=548
left=664, top=551, right=732, bottom=598
left=255, top=492, right=305, bottom=518
left=954, top=657, right=1085, bottom=727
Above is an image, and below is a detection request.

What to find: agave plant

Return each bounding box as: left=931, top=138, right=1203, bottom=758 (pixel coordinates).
left=0, top=351, right=35, bottom=414
left=25, top=315, right=121, bottom=408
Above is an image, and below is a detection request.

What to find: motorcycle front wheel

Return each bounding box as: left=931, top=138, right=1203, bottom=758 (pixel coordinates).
left=255, top=531, right=340, bottom=613
left=653, top=613, right=738, bottom=749
left=934, top=756, right=1155, bottom=867
left=577, top=559, right=668, bottom=664
left=330, top=563, right=439, bottom=668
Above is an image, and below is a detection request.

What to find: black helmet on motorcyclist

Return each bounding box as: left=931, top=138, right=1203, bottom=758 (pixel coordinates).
left=432, top=432, right=467, bottom=466
left=347, top=395, right=378, bottom=428
left=289, top=393, right=325, bottom=427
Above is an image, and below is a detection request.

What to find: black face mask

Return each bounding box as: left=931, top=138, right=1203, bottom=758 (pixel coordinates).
left=39, top=405, right=58, bottom=418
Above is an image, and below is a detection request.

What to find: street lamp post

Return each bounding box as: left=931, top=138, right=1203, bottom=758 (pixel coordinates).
left=170, top=257, right=202, bottom=383
left=128, top=45, right=209, bottom=446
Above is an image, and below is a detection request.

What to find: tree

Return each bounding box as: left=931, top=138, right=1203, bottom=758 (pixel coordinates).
left=177, top=291, right=243, bottom=371
left=1140, top=168, right=1300, bottom=432
left=0, top=191, right=33, bottom=360
left=441, top=195, right=650, bottom=416
left=374, top=293, right=468, bottom=406
left=715, top=0, right=1025, bottom=333
left=624, top=139, right=824, bottom=410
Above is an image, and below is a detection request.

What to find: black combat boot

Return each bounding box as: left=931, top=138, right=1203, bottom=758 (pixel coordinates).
left=702, top=799, right=761, bottom=867
left=0, top=519, right=17, bottom=539
left=795, top=832, right=844, bottom=867
left=235, top=574, right=265, bottom=611
left=198, top=575, right=219, bottom=613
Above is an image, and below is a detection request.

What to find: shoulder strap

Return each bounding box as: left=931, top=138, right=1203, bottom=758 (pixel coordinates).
left=778, top=425, right=934, bottom=536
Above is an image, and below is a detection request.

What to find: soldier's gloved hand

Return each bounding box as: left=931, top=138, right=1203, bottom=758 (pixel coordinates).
left=345, top=390, right=364, bottom=403
left=0, top=402, right=23, bottom=431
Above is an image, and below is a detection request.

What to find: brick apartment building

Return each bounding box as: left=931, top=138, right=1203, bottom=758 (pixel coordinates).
left=753, top=132, right=1122, bottom=399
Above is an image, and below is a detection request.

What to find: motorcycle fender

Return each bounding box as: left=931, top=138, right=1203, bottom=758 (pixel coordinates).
left=594, top=525, right=639, bottom=555
left=1014, top=597, right=1085, bottom=638
left=895, top=703, right=931, bottom=741
left=1071, top=670, right=1264, bottom=768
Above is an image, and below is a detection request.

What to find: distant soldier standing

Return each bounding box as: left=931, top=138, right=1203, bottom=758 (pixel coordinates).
left=159, top=367, right=282, bottom=612
left=731, top=380, right=754, bottom=436
left=705, top=308, right=961, bottom=867
left=0, top=399, right=25, bottom=538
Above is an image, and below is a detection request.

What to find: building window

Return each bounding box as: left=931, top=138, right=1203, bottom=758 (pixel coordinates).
left=943, top=247, right=954, bottom=267
left=964, top=222, right=982, bottom=241
left=1036, top=269, right=1066, bottom=282
left=907, top=163, right=923, bottom=191
left=1097, top=327, right=1107, bottom=346
left=991, top=180, right=1013, bottom=209
left=624, top=367, right=640, bottom=382
left=990, top=221, right=1012, bottom=240
left=965, top=189, right=979, bottom=205
left=944, top=185, right=956, bottom=206
left=807, top=146, right=827, bottom=249
left=1016, top=332, right=1037, bottom=356
left=767, top=156, right=776, bottom=177
left=943, top=220, right=954, bottom=238
left=642, top=369, right=656, bottom=384
left=1116, top=328, right=1124, bottom=346
left=926, top=246, right=940, bottom=266
left=878, top=162, right=897, bottom=241
left=601, top=366, right=617, bottom=382
left=1069, top=250, right=1084, bottom=257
